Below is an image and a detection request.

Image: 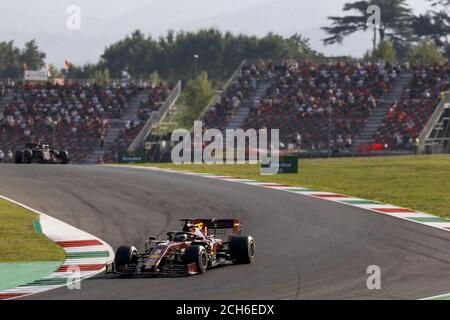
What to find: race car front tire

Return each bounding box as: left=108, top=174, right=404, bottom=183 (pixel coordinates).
left=230, top=235, right=255, bottom=264
left=184, top=245, right=208, bottom=273
left=114, top=245, right=138, bottom=272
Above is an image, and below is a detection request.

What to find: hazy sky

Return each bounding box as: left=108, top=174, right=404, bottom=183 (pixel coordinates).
left=1, top=0, right=434, bottom=67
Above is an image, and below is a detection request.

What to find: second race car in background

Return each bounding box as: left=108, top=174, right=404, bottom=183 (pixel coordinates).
left=15, top=140, right=70, bottom=164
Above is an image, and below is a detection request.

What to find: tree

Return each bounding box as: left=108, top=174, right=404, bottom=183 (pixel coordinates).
left=408, top=1, right=450, bottom=59
left=99, top=28, right=321, bottom=83
left=407, top=40, right=445, bottom=65
left=428, top=0, right=450, bottom=9
left=322, top=0, right=413, bottom=52
left=148, top=71, right=160, bottom=86
left=220, top=32, right=260, bottom=79
left=285, top=34, right=321, bottom=60
left=411, top=11, right=449, bottom=48
left=165, top=29, right=225, bottom=81
left=0, top=40, right=46, bottom=78
left=47, top=64, right=62, bottom=80
left=371, top=40, right=397, bottom=63
left=100, top=30, right=164, bottom=79
left=20, top=40, right=46, bottom=70
left=93, top=69, right=111, bottom=85
left=445, top=44, right=450, bottom=60
left=177, top=72, right=215, bottom=128
left=0, top=30, right=323, bottom=81
left=0, top=41, right=22, bottom=78
left=67, top=63, right=97, bottom=79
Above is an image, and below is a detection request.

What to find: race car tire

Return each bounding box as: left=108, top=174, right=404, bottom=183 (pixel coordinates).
left=230, top=235, right=255, bottom=264
left=14, top=150, right=23, bottom=164
left=59, top=150, right=70, bottom=164
left=184, top=245, right=208, bottom=273
left=23, top=149, right=33, bottom=163
left=114, top=245, right=138, bottom=272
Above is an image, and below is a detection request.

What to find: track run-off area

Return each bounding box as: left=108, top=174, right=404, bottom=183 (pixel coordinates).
left=1, top=164, right=450, bottom=300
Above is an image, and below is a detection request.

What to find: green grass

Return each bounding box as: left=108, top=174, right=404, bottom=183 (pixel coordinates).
left=0, top=199, right=65, bottom=262
left=125, top=155, right=450, bottom=218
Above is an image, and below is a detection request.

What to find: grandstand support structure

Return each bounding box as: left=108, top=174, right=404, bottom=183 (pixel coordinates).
left=81, top=90, right=149, bottom=164
left=352, top=72, right=413, bottom=150
left=223, top=79, right=274, bottom=132
left=127, top=81, right=182, bottom=153
left=194, top=60, right=248, bottom=131
left=418, top=92, right=450, bottom=154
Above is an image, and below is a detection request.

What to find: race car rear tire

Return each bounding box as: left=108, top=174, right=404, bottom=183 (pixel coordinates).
left=184, top=245, right=208, bottom=273
left=114, top=245, right=138, bottom=272
left=230, top=235, right=255, bottom=264
left=14, top=150, right=23, bottom=164
left=23, top=149, right=32, bottom=163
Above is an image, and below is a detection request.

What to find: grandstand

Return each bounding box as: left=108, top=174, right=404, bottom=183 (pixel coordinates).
left=373, top=64, right=450, bottom=151
left=0, top=62, right=448, bottom=163
left=103, top=83, right=178, bottom=163
left=0, top=81, right=173, bottom=163
left=203, top=63, right=263, bottom=131
left=419, top=92, right=450, bottom=154
left=200, top=61, right=449, bottom=156
left=244, top=61, right=396, bottom=153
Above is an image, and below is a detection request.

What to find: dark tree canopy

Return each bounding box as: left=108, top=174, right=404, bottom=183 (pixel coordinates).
left=0, top=40, right=46, bottom=79
left=411, top=11, right=450, bottom=47
left=322, top=0, right=413, bottom=47
left=94, top=28, right=319, bottom=82
left=323, top=0, right=450, bottom=60
left=429, top=0, right=450, bottom=8
left=1, top=5, right=449, bottom=81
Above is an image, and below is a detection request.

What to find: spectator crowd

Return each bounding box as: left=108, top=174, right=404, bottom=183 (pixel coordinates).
left=373, top=63, right=450, bottom=150
left=201, top=61, right=448, bottom=154
left=0, top=62, right=448, bottom=163
left=0, top=81, right=139, bottom=163
left=238, top=61, right=398, bottom=152
left=203, top=63, right=262, bottom=130
left=102, top=82, right=172, bottom=163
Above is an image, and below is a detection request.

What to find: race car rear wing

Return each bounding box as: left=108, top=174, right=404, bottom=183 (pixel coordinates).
left=181, top=219, right=242, bottom=235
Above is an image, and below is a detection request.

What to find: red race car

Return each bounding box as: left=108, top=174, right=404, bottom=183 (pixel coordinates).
left=106, top=219, right=255, bottom=276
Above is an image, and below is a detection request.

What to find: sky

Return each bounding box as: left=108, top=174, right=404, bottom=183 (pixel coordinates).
left=0, top=0, right=434, bottom=67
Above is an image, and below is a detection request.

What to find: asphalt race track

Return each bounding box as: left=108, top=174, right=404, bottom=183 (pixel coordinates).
left=1, top=164, right=450, bottom=300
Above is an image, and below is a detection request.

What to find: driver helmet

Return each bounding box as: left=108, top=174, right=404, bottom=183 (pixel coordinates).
left=174, top=233, right=188, bottom=242
left=182, top=222, right=193, bottom=232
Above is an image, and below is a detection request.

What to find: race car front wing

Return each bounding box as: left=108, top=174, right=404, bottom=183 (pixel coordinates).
left=105, top=262, right=199, bottom=277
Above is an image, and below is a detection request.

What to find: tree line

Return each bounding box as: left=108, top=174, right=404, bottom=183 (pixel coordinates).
left=0, top=0, right=449, bottom=81
left=0, top=40, right=45, bottom=78
left=0, top=29, right=318, bottom=82
left=73, top=29, right=319, bottom=82
left=323, top=0, right=450, bottom=62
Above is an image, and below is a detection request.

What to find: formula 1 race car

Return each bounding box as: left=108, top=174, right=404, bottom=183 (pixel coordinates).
left=106, top=219, right=255, bottom=276
left=15, top=141, right=70, bottom=164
